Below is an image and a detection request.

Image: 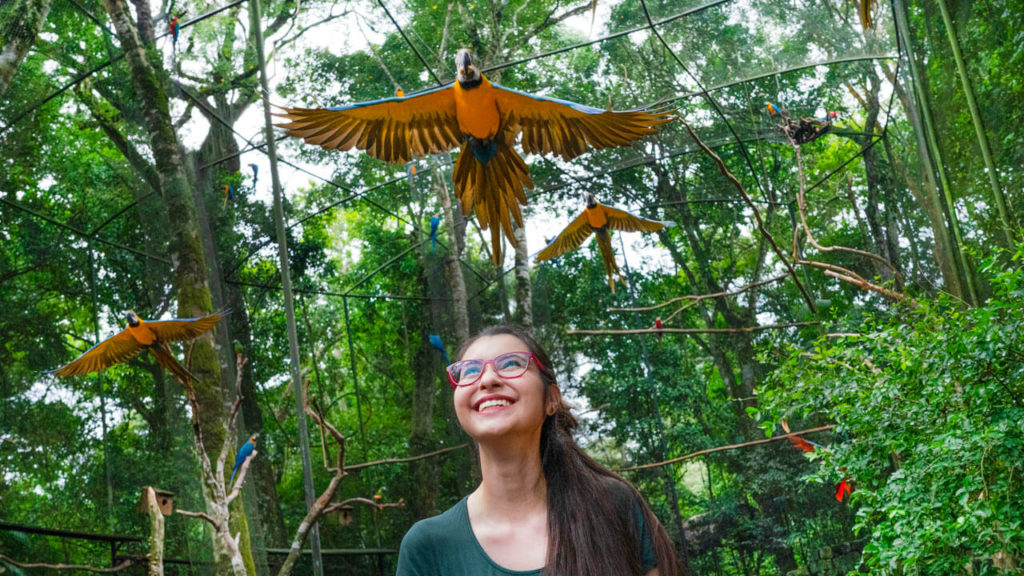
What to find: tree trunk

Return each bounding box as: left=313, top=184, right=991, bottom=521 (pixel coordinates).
left=100, top=1, right=254, bottom=572
left=0, top=0, right=52, bottom=98
left=144, top=487, right=165, bottom=576
left=512, top=222, right=533, bottom=328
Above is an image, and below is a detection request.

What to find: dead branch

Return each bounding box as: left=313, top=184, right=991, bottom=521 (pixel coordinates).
left=679, top=118, right=818, bottom=313
left=620, top=425, right=836, bottom=471
left=569, top=321, right=820, bottom=336
left=345, top=443, right=470, bottom=471
left=176, top=509, right=219, bottom=527
left=323, top=497, right=405, bottom=516
left=218, top=353, right=250, bottom=495
left=608, top=273, right=788, bottom=313
left=0, top=556, right=134, bottom=573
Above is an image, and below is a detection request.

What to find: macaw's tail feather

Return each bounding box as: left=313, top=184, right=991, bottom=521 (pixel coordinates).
left=228, top=468, right=238, bottom=489
left=150, top=343, right=196, bottom=386
left=594, top=230, right=622, bottom=294
left=454, top=141, right=533, bottom=266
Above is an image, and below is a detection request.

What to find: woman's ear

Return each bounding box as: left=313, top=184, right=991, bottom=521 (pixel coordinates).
left=544, top=385, right=563, bottom=416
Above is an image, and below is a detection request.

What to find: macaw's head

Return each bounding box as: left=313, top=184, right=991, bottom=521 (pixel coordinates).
left=584, top=192, right=598, bottom=209
left=250, top=433, right=260, bottom=443
left=125, top=311, right=140, bottom=327
left=455, top=49, right=481, bottom=85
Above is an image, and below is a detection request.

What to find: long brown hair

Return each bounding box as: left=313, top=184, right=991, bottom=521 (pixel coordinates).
left=457, top=325, right=687, bottom=576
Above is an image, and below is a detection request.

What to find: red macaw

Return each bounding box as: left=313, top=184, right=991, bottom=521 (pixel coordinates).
left=655, top=317, right=664, bottom=342
left=535, top=193, right=673, bottom=293
left=276, top=49, right=672, bottom=265
left=169, top=17, right=179, bottom=46
left=50, top=310, right=225, bottom=384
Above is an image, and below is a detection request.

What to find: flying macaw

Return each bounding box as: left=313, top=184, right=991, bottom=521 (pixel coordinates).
left=276, top=48, right=673, bottom=265
left=50, top=310, right=226, bottom=385
left=835, top=472, right=854, bottom=502
left=655, top=317, right=664, bottom=342
left=428, top=334, right=450, bottom=366
left=535, top=193, right=674, bottom=293
left=430, top=212, right=441, bottom=254
left=249, top=163, right=258, bottom=185
left=229, top=433, right=259, bottom=489
left=781, top=420, right=853, bottom=501
left=223, top=184, right=235, bottom=208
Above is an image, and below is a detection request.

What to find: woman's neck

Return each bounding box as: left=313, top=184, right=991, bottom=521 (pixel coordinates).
left=471, top=437, right=547, bottom=520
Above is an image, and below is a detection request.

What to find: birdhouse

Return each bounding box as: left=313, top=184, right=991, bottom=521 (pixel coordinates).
left=139, top=487, right=175, bottom=516
left=336, top=505, right=354, bottom=526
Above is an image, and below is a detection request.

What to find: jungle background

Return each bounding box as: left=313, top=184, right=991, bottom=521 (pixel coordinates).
left=1, top=0, right=1022, bottom=573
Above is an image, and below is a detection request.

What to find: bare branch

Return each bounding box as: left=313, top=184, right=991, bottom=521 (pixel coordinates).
left=620, top=425, right=836, bottom=471
left=608, top=274, right=788, bottom=312
left=568, top=321, right=820, bottom=336
left=345, top=444, right=470, bottom=471
left=323, top=497, right=406, bottom=516
left=176, top=509, right=220, bottom=528
left=225, top=449, right=257, bottom=505
left=680, top=118, right=818, bottom=313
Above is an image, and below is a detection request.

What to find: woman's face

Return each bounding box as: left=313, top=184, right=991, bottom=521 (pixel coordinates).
left=452, top=334, right=554, bottom=443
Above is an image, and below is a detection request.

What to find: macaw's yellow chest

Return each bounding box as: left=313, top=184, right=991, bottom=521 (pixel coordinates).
left=585, top=205, right=609, bottom=229
left=128, top=323, right=157, bottom=346
left=453, top=77, right=500, bottom=140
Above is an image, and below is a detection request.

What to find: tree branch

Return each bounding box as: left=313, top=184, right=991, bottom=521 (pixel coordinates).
left=568, top=321, right=820, bottom=336
left=0, top=556, right=134, bottom=573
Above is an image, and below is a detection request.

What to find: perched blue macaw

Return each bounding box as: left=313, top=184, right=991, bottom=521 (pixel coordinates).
left=222, top=184, right=234, bottom=208
left=248, top=163, right=258, bottom=185
left=428, top=334, right=450, bottom=366
left=429, top=212, right=441, bottom=254
left=229, top=433, right=259, bottom=489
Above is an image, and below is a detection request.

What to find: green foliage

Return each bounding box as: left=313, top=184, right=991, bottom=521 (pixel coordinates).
left=760, top=248, right=1024, bottom=574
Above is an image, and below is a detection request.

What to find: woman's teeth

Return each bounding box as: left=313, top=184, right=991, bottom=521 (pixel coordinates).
left=478, top=399, right=511, bottom=412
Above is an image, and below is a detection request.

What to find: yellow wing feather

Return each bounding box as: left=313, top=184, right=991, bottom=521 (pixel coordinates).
left=535, top=211, right=594, bottom=261
left=493, top=88, right=674, bottom=161
left=52, top=330, right=144, bottom=377
left=276, top=87, right=462, bottom=164
left=602, top=206, right=673, bottom=233
left=145, top=313, right=224, bottom=342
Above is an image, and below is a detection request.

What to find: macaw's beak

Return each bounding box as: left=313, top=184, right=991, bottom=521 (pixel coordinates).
left=456, top=49, right=473, bottom=78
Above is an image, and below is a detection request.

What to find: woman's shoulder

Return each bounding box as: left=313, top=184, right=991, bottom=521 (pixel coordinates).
left=401, top=497, right=470, bottom=549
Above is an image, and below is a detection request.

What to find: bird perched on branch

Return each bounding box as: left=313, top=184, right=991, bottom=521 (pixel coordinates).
left=229, top=433, right=259, bottom=489
left=655, top=317, right=664, bottom=342
left=276, top=48, right=673, bottom=265
left=536, top=193, right=674, bottom=293
left=50, top=310, right=226, bottom=385
left=248, top=163, right=258, bottom=186
left=169, top=16, right=180, bottom=50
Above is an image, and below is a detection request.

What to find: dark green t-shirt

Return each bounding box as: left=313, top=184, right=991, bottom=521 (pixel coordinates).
left=395, top=495, right=657, bottom=575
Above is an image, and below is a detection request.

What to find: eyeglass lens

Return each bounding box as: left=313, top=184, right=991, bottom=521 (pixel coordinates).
left=451, top=352, right=532, bottom=386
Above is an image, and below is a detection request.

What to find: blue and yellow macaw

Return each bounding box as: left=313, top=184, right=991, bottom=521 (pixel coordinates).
left=428, top=334, right=450, bottom=366
left=277, top=49, right=673, bottom=265
left=50, top=310, right=226, bottom=384
left=765, top=101, right=782, bottom=116
left=429, top=212, right=441, bottom=254
left=248, top=163, right=258, bottom=186
left=536, top=193, right=674, bottom=293
left=222, top=184, right=234, bottom=208
left=229, top=433, right=259, bottom=489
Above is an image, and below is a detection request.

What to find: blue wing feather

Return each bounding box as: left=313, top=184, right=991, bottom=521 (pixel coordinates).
left=327, top=83, right=456, bottom=112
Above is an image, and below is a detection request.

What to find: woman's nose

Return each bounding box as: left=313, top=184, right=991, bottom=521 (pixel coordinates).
left=476, top=364, right=503, bottom=388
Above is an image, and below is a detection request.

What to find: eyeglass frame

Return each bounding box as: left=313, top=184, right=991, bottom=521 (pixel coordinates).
left=446, top=351, right=548, bottom=389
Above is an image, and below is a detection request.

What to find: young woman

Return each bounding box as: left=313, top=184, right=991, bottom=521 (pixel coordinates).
left=396, top=325, right=685, bottom=576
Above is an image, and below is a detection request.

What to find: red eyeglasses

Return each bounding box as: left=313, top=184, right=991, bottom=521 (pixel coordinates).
left=446, top=352, right=546, bottom=389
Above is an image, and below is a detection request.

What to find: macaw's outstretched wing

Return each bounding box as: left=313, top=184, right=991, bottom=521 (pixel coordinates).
left=602, top=205, right=674, bottom=233
left=275, top=85, right=462, bottom=163
left=51, top=330, right=144, bottom=377
left=146, top=312, right=226, bottom=342
left=535, top=211, right=594, bottom=261
left=493, top=85, right=674, bottom=161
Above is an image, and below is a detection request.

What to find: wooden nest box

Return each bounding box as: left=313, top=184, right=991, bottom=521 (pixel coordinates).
left=140, top=487, right=175, bottom=516
left=335, top=505, right=355, bottom=526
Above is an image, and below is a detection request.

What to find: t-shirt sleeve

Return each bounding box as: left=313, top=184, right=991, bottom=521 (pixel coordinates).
left=395, top=521, right=436, bottom=576
left=633, top=499, right=658, bottom=572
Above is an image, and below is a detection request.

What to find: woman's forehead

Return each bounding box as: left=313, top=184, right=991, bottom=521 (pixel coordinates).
left=461, top=334, right=529, bottom=360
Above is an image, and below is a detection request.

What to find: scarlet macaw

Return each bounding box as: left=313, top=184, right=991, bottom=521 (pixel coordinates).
left=430, top=212, right=441, bottom=254
left=535, top=193, right=674, bottom=293
left=428, top=334, right=450, bottom=366
left=655, top=317, right=664, bottom=342
left=276, top=49, right=672, bottom=265
left=229, top=433, right=259, bottom=489
left=169, top=17, right=179, bottom=47
left=50, top=310, right=226, bottom=385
